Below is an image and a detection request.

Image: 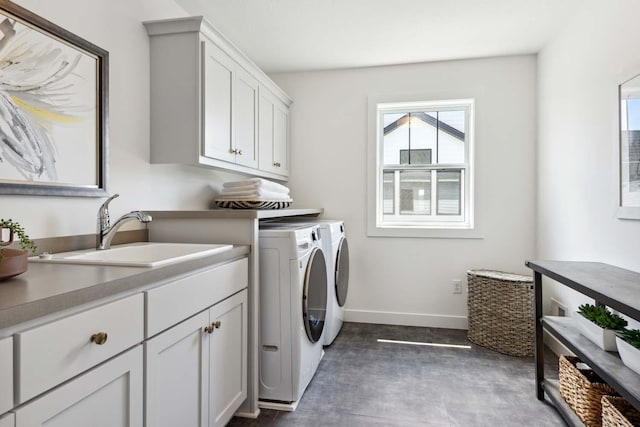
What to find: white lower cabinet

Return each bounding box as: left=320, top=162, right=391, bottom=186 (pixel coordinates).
left=146, top=289, right=247, bottom=427
left=209, top=290, right=247, bottom=427
left=0, top=337, right=13, bottom=416
left=145, top=311, right=209, bottom=427
left=3, top=256, right=249, bottom=426
left=13, top=345, right=143, bottom=427
left=0, top=413, right=13, bottom=427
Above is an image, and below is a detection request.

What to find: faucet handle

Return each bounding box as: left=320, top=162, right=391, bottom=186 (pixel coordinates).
left=98, top=193, right=120, bottom=228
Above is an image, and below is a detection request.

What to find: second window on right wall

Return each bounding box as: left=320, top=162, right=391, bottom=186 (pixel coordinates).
left=377, top=99, right=474, bottom=229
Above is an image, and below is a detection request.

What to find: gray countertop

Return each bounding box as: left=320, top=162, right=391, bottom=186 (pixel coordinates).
left=0, top=245, right=250, bottom=330
left=146, top=208, right=323, bottom=219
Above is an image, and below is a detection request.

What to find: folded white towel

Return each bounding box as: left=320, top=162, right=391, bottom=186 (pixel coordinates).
left=221, top=184, right=290, bottom=195
left=220, top=188, right=291, bottom=198
left=223, top=178, right=289, bottom=194
left=216, top=194, right=293, bottom=202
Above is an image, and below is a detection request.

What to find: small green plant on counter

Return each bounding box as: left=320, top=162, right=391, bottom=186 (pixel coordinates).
left=578, top=303, right=628, bottom=330
left=618, top=328, right=640, bottom=350
left=0, top=218, right=37, bottom=261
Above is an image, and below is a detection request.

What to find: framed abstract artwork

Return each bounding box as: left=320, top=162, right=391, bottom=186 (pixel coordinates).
left=619, top=73, right=640, bottom=219
left=0, top=0, right=108, bottom=197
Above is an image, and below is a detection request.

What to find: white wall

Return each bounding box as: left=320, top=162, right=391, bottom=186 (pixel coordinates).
left=2, top=0, right=245, bottom=239
left=272, top=56, right=537, bottom=328
left=538, top=0, right=640, bottom=315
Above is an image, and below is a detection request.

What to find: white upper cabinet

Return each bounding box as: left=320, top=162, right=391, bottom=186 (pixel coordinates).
left=233, top=66, right=259, bottom=168
left=202, top=39, right=234, bottom=163
left=145, top=16, right=291, bottom=180
left=259, top=88, right=289, bottom=176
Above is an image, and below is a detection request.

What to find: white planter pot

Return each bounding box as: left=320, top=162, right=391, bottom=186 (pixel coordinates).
left=616, top=336, right=640, bottom=375
left=575, top=312, right=619, bottom=351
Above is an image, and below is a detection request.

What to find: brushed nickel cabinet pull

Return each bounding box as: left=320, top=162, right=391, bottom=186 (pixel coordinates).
left=204, top=324, right=214, bottom=334
left=214, top=320, right=221, bottom=329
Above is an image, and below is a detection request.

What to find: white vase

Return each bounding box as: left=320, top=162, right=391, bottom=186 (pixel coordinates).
left=616, top=336, right=640, bottom=375
left=575, top=312, right=619, bottom=351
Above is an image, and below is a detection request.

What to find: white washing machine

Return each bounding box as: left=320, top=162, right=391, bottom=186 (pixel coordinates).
left=258, top=223, right=328, bottom=409
left=266, top=219, right=350, bottom=346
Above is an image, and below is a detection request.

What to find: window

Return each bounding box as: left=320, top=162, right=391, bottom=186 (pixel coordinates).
left=372, top=99, right=474, bottom=231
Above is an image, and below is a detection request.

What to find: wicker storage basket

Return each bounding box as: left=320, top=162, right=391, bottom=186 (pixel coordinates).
left=467, top=269, right=534, bottom=356
left=602, top=396, right=640, bottom=427
left=559, top=355, right=617, bottom=427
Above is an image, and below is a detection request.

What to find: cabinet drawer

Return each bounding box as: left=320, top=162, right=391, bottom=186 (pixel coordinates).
left=146, top=258, right=248, bottom=337
left=0, top=337, right=12, bottom=414
left=15, top=294, right=143, bottom=404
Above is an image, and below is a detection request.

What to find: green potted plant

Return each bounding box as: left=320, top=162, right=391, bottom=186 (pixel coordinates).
left=0, top=218, right=37, bottom=280
left=576, top=303, right=628, bottom=351
left=616, top=329, right=640, bottom=375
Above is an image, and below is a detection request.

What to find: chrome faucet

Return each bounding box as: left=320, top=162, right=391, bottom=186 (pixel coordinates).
left=97, top=194, right=152, bottom=250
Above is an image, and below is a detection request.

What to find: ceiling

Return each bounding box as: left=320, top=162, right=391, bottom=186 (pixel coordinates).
left=174, top=0, right=583, bottom=73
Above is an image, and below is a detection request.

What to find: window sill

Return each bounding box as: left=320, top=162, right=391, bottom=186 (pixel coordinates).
left=367, top=225, right=484, bottom=239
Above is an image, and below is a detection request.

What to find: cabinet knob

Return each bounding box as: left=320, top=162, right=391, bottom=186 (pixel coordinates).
left=204, top=325, right=214, bottom=334
left=229, top=148, right=238, bottom=154
left=90, top=332, right=108, bottom=345
left=214, top=320, right=221, bottom=329
left=273, top=162, right=281, bottom=167
left=237, top=149, right=243, bottom=155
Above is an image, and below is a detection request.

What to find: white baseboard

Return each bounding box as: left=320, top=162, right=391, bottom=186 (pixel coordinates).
left=344, top=309, right=468, bottom=330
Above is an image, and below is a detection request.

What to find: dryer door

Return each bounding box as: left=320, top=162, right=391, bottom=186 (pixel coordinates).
left=335, top=237, right=350, bottom=307
left=303, top=248, right=327, bottom=343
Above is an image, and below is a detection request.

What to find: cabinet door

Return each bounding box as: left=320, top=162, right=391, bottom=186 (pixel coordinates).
left=273, top=100, right=290, bottom=176
left=0, top=337, right=12, bottom=415
left=0, top=413, right=13, bottom=427
left=14, top=345, right=143, bottom=427
left=258, top=89, right=289, bottom=177
left=233, top=67, right=259, bottom=168
left=202, top=38, right=235, bottom=163
left=145, top=311, right=209, bottom=427
left=209, top=290, right=248, bottom=427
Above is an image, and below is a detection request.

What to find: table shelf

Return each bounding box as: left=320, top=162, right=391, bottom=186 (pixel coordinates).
left=526, top=260, right=640, bottom=426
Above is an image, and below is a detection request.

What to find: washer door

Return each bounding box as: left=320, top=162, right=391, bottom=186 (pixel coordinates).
left=335, top=237, right=350, bottom=307
left=303, top=248, right=327, bottom=343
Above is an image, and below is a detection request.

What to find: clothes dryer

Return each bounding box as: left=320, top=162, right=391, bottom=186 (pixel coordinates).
left=265, top=219, right=350, bottom=346
left=258, top=223, right=327, bottom=409
left=318, top=220, right=349, bottom=345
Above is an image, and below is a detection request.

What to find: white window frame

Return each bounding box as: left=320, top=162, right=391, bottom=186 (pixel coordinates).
left=367, top=96, right=480, bottom=239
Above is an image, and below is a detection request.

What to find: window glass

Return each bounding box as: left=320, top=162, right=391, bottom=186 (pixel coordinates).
left=383, top=113, right=409, bottom=164
left=437, top=110, right=465, bottom=164
left=399, top=170, right=431, bottom=215
left=383, top=171, right=395, bottom=214
left=437, top=170, right=462, bottom=215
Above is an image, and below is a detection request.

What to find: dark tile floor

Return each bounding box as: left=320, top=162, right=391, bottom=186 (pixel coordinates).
left=229, top=322, right=564, bottom=426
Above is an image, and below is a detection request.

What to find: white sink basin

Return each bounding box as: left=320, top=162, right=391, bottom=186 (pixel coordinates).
left=29, top=242, right=234, bottom=268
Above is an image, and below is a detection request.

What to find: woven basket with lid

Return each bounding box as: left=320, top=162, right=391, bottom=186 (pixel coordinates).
left=467, top=269, right=534, bottom=356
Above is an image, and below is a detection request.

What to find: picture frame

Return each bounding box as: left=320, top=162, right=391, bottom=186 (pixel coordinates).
left=0, top=0, right=108, bottom=197
left=618, top=73, right=640, bottom=219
